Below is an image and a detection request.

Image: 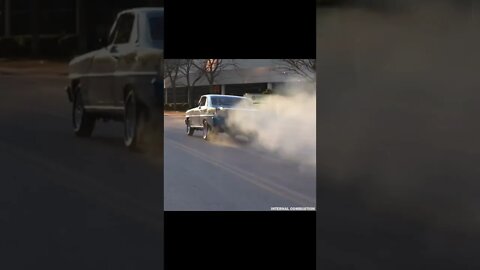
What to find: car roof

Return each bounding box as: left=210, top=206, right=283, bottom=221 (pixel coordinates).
left=203, top=94, right=246, bottom=98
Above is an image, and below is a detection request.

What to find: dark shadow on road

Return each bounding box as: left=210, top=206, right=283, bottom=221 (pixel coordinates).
left=0, top=180, right=162, bottom=270
left=82, top=135, right=125, bottom=149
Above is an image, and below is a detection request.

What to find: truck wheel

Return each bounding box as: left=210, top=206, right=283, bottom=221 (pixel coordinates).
left=202, top=121, right=210, bottom=140
left=72, top=90, right=95, bottom=137
left=124, top=90, right=146, bottom=151
left=186, top=119, right=194, bottom=136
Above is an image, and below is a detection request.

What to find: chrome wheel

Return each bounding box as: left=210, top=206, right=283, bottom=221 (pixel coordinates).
left=186, top=120, right=194, bottom=136
left=72, top=90, right=95, bottom=137
left=124, top=92, right=137, bottom=147
left=202, top=121, right=208, bottom=140
left=73, top=97, right=83, bottom=131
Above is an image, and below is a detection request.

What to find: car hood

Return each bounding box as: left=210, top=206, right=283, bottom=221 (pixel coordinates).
left=68, top=49, right=100, bottom=67
left=217, top=107, right=256, bottom=112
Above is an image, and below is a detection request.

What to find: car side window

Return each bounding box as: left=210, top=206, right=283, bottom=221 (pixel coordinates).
left=199, top=97, right=206, bottom=107
left=110, top=13, right=135, bottom=45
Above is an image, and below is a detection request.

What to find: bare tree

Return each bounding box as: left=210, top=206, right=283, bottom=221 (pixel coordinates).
left=278, top=59, right=316, bottom=82
left=193, top=59, right=237, bottom=92
left=178, top=59, right=203, bottom=108
left=164, top=59, right=183, bottom=111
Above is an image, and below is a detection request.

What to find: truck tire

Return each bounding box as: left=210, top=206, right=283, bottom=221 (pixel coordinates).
left=124, top=89, right=146, bottom=151
left=202, top=120, right=210, bottom=140
left=72, top=90, right=95, bottom=137
left=186, top=119, right=194, bottom=136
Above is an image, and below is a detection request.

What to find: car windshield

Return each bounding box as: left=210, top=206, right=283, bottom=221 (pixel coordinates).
left=148, top=12, right=164, bottom=49
left=210, top=96, right=248, bottom=108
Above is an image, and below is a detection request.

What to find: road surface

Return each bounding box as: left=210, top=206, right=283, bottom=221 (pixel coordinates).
left=164, top=116, right=316, bottom=211
left=0, top=74, right=163, bottom=269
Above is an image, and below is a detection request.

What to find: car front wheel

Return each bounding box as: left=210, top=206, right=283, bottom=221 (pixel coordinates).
left=186, top=119, right=194, bottom=136
left=72, top=90, right=95, bottom=137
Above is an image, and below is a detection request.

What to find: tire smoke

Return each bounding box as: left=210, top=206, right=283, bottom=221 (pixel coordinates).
left=227, top=84, right=316, bottom=169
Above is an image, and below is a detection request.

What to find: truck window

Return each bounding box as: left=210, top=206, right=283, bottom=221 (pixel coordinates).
left=210, top=96, right=244, bottom=108
left=111, top=13, right=135, bottom=44
left=148, top=12, right=164, bottom=48
left=199, top=97, right=206, bottom=106
left=149, top=16, right=163, bottom=41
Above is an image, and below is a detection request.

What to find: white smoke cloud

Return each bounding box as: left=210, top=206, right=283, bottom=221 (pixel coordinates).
left=227, top=84, right=316, bottom=168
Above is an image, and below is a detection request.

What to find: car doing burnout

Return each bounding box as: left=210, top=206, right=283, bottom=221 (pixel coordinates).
left=185, top=94, right=257, bottom=141
left=65, top=8, right=164, bottom=150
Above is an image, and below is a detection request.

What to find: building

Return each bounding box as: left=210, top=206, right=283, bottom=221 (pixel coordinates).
left=164, top=59, right=315, bottom=107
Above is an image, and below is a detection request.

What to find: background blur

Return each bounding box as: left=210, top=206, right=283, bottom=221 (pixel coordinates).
left=317, top=0, right=480, bottom=269
left=0, top=0, right=163, bottom=59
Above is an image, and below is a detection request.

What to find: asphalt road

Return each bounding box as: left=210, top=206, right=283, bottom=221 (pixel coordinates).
left=164, top=116, right=316, bottom=211
left=0, top=75, right=163, bottom=269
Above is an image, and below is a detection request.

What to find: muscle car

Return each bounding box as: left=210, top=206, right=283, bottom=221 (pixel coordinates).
left=185, top=94, right=257, bottom=141
left=65, top=7, right=164, bottom=150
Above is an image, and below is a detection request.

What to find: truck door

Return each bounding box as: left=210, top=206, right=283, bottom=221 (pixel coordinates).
left=109, top=12, right=139, bottom=106
left=97, top=13, right=135, bottom=107
left=88, top=14, right=135, bottom=108
left=194, top=96, right=207, bottom=126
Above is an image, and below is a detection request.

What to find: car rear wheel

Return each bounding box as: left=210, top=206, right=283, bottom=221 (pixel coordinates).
left=202, top=121, right=210, bottom=140
left=186, top=119, right=194, bottom=136
left=202, top=120, right=218, bottom=141
left=124, top=90, right=146, bottom=151
left=72, top=90, right=95, bottom=137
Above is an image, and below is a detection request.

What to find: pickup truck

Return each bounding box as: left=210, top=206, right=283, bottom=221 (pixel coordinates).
left=65, top=7, right=164, bottom=150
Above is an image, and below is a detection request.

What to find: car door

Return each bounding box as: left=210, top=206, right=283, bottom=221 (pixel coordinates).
left=86, top=17, right=122, bottom=108
left=193, top=96, right=206, bottom=126
left=110, top=12, right=138, bottom=107
left=90, top=13, right=135, bottom=109
left=87, top=47, right=115, bottom=107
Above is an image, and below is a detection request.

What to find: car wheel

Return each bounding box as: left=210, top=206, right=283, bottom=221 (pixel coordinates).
left=124, top=90, right=146, bottom=151
left=202, top=121, right=210, bottom=140
left=186, top=119, right=194, bottom=136
left=72, top=89, right=95, bottom=137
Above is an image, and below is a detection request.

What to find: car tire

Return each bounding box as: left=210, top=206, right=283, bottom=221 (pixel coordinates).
left=72, top=89, right=95, bottom=137
left=186, top=119, right=194, bottom=136
left=202, top=120, right=210, bottom=141
left=124, top=90, right=146, bottom=151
